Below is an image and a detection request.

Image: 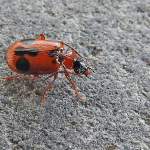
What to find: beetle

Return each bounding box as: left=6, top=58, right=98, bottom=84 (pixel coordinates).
left=3, top=34, right=91, bottom=103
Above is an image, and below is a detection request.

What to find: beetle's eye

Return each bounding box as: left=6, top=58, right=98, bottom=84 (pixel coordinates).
left=73, top=58, right=88, bottom=74
left=74, top=61, right=80, bottom=74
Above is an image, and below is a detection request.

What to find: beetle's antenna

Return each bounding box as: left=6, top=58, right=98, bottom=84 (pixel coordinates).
left=89, top=67, right=95, bottom=73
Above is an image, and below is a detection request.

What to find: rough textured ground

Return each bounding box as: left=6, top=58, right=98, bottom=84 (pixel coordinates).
left=0, top=0, right=150, bottom=149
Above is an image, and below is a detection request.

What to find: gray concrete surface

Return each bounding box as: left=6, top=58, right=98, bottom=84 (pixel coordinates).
left=0, top=0, right=150, bottom=149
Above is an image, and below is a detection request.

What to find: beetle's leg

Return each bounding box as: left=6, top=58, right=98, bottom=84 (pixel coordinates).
left=42, top=73, right=56, bottom=83
left=42, top=74, right=58, bottom=103
left=42, top=71, right=81, bottom=84
left=2, top=74, right=39, bottom=80
left=2, top=75, right=20, bottom=80
left=36, top=34, right=45, bottom=40
left=64, top=72, right=82, bottom=98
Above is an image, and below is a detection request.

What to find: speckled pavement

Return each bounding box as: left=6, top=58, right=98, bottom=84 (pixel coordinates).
left=0, top=0, right=150, bottom=149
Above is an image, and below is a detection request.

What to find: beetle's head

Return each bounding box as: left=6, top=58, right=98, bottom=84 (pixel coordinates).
left=73, top=58, right=91, bottom=76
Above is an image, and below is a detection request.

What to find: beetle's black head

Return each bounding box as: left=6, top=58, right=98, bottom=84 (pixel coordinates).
left=73, top=57, right=91, bottom=75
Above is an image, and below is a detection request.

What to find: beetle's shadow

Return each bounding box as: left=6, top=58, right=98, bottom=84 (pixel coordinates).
left=2, top=77, right=43, bottom=101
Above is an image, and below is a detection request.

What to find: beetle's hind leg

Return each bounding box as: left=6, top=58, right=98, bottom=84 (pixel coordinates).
left=2, top=74, right=39, bottom=80
left=36, top=34, right=45, bottom=40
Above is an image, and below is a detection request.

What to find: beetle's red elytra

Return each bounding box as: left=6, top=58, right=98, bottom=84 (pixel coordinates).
left=3, top=34, right=91, bottom=103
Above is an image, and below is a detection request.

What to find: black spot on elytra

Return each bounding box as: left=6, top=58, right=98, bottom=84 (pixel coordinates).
left=52, top=59, right=56, bottom=64
left=21, top=39, right=35, bottom=45
left=27, top=48, right=38, bottom=56
left=14, top=47, right=25, bottom=56
left=48, top=50, right=57, bottom=58
left=16, top=57, right=30, bottom=72
left=55, top=46, right=59, bottom=51
left=14, top=46, right=39, bottom=57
